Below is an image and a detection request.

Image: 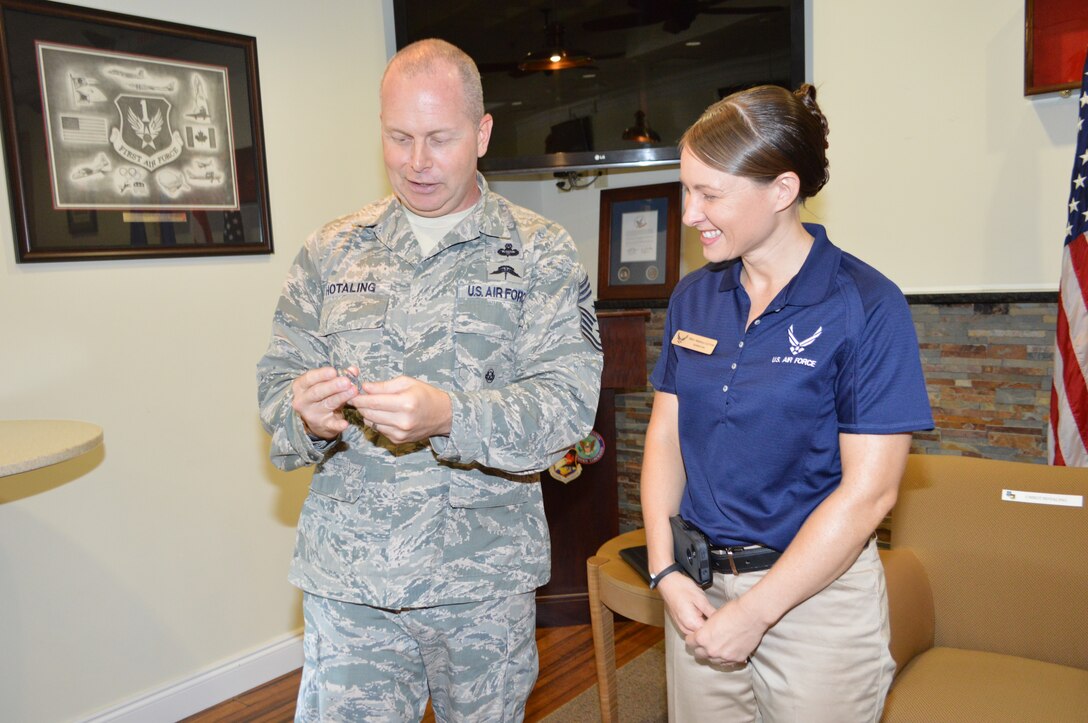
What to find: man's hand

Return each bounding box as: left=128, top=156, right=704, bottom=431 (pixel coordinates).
left=291, top=367, right=359, bottom=440
left=349, top=375, right=452, bottom=444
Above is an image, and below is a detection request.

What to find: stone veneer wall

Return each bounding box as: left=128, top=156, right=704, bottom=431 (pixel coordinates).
left=610, top=300, right=1058, bottom=533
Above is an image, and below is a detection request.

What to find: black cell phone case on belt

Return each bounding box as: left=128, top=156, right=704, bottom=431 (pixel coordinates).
left=670, top=515, right=712, bottom=588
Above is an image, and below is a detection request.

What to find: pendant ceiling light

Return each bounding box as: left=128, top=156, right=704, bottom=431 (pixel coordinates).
left=518, top=15, right=593, bottom=72
left=622, top=110, right=661, bottom=144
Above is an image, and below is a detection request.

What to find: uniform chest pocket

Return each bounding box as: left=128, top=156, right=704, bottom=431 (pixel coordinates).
left=453, top=299, right=518, bottom=391
left=319, top=296, right=389, bottom=379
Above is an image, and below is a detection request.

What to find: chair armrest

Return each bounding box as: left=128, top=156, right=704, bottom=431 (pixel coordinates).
left=880, top=547, right=935, bottom=676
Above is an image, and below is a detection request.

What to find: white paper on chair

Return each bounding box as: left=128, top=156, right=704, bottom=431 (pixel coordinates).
left=1000, top=489, right=1083, bottom=507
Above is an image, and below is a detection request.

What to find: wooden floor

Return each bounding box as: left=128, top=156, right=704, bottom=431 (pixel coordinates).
left=182, top=621, right=663, bottom=722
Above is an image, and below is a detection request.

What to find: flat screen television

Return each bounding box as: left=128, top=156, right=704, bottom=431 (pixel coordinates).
left=392, top=0, right=805, bottom=175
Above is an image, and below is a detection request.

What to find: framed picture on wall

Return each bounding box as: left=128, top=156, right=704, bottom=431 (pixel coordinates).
left=1025, top=0, right=1088, bottom=95
left=597, top=182, right=681, bottom=301
left=0, top=0, right=273, bottom=262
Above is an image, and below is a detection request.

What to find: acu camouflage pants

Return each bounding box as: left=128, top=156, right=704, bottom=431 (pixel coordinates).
left=296, top=591, right=538, bottom=722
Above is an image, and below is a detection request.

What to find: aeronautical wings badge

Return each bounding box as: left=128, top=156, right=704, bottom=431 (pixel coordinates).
left=109, top=94, right=184, bottom=171
left=488, top=241, right=525, bottom=281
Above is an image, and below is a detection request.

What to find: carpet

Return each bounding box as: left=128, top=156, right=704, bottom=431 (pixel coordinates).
left=540, top=641, right=667, bottom=722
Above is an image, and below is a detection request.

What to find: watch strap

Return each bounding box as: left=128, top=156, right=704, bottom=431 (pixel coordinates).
left=648, top=562, right=684, bottom=589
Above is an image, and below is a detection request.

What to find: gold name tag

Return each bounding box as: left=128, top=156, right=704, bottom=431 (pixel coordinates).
left=672, top=330, right=718, bottom=354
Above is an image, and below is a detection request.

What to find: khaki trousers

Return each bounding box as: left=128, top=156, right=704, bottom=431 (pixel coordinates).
left=665, top=539, right=895, bottom=722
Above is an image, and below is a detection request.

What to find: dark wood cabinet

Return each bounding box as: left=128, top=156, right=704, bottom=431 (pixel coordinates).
left=537, top=310, right=649, bottom=626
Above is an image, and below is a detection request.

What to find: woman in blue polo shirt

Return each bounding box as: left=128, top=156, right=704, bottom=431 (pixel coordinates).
left=641, top=84, right=933, bottom=721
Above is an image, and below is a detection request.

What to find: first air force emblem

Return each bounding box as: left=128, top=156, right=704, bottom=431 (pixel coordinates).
left=110, top=95, right=184, bottom=171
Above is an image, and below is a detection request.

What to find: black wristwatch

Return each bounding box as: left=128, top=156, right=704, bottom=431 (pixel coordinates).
left=648, top=562, right=684, bottom=589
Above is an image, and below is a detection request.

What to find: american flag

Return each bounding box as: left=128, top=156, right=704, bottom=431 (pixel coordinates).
left=59, top=114, right=107, bottom=144
left=1049, top=49, right=1088, bottom=466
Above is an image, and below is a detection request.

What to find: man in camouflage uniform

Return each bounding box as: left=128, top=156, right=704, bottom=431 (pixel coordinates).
left=257, top=38, right=602, bottom=721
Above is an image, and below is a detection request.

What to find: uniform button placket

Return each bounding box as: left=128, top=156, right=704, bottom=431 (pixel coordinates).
left=725, top=337, right=746, bottom=394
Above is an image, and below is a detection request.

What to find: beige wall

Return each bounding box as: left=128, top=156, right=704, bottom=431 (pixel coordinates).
left=0, top=0, right=1079, bottom=720
left=0, top=1, right=389, bottom=720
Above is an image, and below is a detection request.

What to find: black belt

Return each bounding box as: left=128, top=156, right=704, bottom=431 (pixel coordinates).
left=709, top=544, right=781, bottom=575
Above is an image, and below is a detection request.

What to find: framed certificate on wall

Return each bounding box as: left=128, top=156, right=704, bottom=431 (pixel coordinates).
left=597, top=182, right=681, bottom=301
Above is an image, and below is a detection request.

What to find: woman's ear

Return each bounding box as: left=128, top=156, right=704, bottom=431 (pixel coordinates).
left=772, top=172, right=801, bottom=212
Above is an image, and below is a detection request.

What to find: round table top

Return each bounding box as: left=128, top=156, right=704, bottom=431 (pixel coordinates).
left=592, top=527, right=665, bottom=627
left=597, top=528, right=658, bottom=593
left=0, top=419, right=103, bottom=477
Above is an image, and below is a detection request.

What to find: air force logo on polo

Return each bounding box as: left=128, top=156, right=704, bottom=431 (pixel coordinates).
left=772, top=323, right=823, bottom=368
left=788, top=324, right=822, bottom=355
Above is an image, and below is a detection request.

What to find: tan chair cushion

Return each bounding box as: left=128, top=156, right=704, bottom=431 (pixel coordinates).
left=892, top=455, right=1088, bottom=670
left=882, top=647, right=1088, bottom=723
